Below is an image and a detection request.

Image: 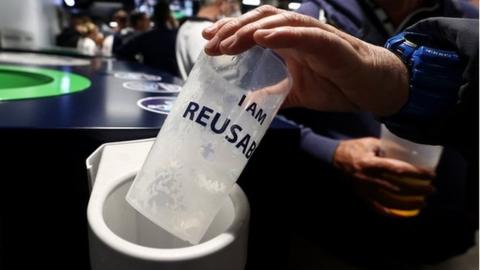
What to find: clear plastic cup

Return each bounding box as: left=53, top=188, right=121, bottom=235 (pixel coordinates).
left=126, top=46, right=291, bottom=244
left=380, top=124, right=443, bottom=217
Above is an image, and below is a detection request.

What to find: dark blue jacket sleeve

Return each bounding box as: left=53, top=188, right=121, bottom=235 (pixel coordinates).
left=276, top=115, right=340, bottom=164
left=301, top=127, right=340, bottom=164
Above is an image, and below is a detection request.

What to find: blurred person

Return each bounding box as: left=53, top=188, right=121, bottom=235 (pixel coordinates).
left=77, top=21, right=104, bottom=56
left=203, top=4, right=478, bottom=267
left=56, top=15, right=90, bottom=48
left=117, top=1, right=180, bottom=76
left=104, top=11, right=152, bottom=56
left=112, top=9, right=129, bottom=34
left=122, top=11, right=152, bottom=44
left=176, top=0, right=241, bottom=79
left=130, top=11, right=152, bottom=33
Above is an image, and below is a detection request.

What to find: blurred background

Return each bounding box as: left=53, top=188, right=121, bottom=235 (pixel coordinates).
left=0, top=0, right=301, bottom=51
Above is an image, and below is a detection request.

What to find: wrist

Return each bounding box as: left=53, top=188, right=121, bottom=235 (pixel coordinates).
left=300, top=128, right=341, bottom=165
left=332, top=142, right=346, bottom=170
left=332, top=140, right=353, bottom=172
left=379, top=47, right=410, bottom=116
left=367, top=45, right=409, bottom=116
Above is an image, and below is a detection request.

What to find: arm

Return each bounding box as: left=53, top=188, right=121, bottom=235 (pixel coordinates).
left=276, top=115, right=340, bottom=164
left=279, top=115, right=434, bottom=217
left=201, top=9, right=463, bottom=217
left=301, top=127, right=340, bottom=165
left=202, top=8, right=477, bottom=156
left=202, top=6, right=409, bottom=115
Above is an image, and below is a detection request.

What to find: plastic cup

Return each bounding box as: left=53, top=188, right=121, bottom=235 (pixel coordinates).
left=380, top=124, right=443, bottom=217
left=126, top=46, right=291, bottom=244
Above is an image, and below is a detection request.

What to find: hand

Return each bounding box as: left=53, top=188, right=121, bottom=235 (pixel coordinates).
left=333, top=137, right=435, bottom=217
left=202, top=5, right=409, bottom=116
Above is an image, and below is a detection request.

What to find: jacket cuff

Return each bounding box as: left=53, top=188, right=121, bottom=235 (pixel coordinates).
left=300, top=128, right=340, bottom=164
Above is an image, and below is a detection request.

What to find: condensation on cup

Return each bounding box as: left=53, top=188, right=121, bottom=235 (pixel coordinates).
left=126, top=46, right=292, bottom=244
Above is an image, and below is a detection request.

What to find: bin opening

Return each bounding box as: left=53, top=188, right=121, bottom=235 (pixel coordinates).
left=103, top=177, right=235, bottom=249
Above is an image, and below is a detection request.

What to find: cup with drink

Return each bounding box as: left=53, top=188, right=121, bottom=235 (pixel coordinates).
left=379, top=124, right=443, bottom=218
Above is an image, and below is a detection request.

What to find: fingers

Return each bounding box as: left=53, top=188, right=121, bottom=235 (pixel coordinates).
left=369, top=199, right=394, bottom=217
left=202, top=17, right=235, bottom=39
left=218, top=13, right=325, bottom=54
left=381, top=173, right=435, bottom=195
left=354, top=156, right=436, bottom=217
left=203, top=5, right=282, bottom=39
left=356, top=174, right=434, bottom=197
left=376, top=188, right=426, bottom=210
left=362, top=157, right=435, bottom=180
left=202, top=18, right=236, bottom=56
left=357, top=185, right=426, bottom=214
left=354, top=173, right=401, bottom=193
left=356, top=157, right=435, bottom=195
left=370, top=200, right=421, bottom=219
left=204, top=5, right=284, bottom=55
left=360, top=158, right=435, bottom=195
left=355, top=172, right=432, bottom=195
left=203, top=6, right=346, bottom=56
left=253, top=26, right=336, bottom=52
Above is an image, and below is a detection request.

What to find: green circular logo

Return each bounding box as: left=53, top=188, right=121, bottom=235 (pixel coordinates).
left=0, top=65, right=91, bottom=101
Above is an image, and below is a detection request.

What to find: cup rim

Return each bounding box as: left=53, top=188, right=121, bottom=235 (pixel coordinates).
left=87, top=171, right=250, bottom=261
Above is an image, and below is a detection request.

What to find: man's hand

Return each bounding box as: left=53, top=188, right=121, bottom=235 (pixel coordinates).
left=202, top=5, right=409, bottom=116
left=333, top=137, right=435, bottom=217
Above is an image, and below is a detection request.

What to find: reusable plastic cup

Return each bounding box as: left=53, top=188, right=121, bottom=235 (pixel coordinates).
left=127, top=46, right=291, bottom=244
left=380, top=124, right=443, bottom=217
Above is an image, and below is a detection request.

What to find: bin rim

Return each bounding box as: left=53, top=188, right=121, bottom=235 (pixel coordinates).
left=87, top=171, right=250, bottom=261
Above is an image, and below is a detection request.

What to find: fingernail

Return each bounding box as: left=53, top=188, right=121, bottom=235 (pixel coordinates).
left=205, top=24, right=218, bottom=34
left=256, top=29, right=274, bottom=39
left=220, top=36, right=235, bottom=49
left=205, top=24, right=216, bottom=32
left=205, top=36, right=219, bottom=51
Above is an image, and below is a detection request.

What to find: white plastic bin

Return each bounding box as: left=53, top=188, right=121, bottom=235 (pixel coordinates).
left=86, top=139, right=250, bottom=270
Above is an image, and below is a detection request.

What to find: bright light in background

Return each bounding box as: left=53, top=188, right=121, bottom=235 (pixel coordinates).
left=64, top=0, right=75, bottom=7
left=109, top=21, right=118, bottom=28
left=242, top=0, right=261, bottom=6
left=288, top=2, right=301, bottom=10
